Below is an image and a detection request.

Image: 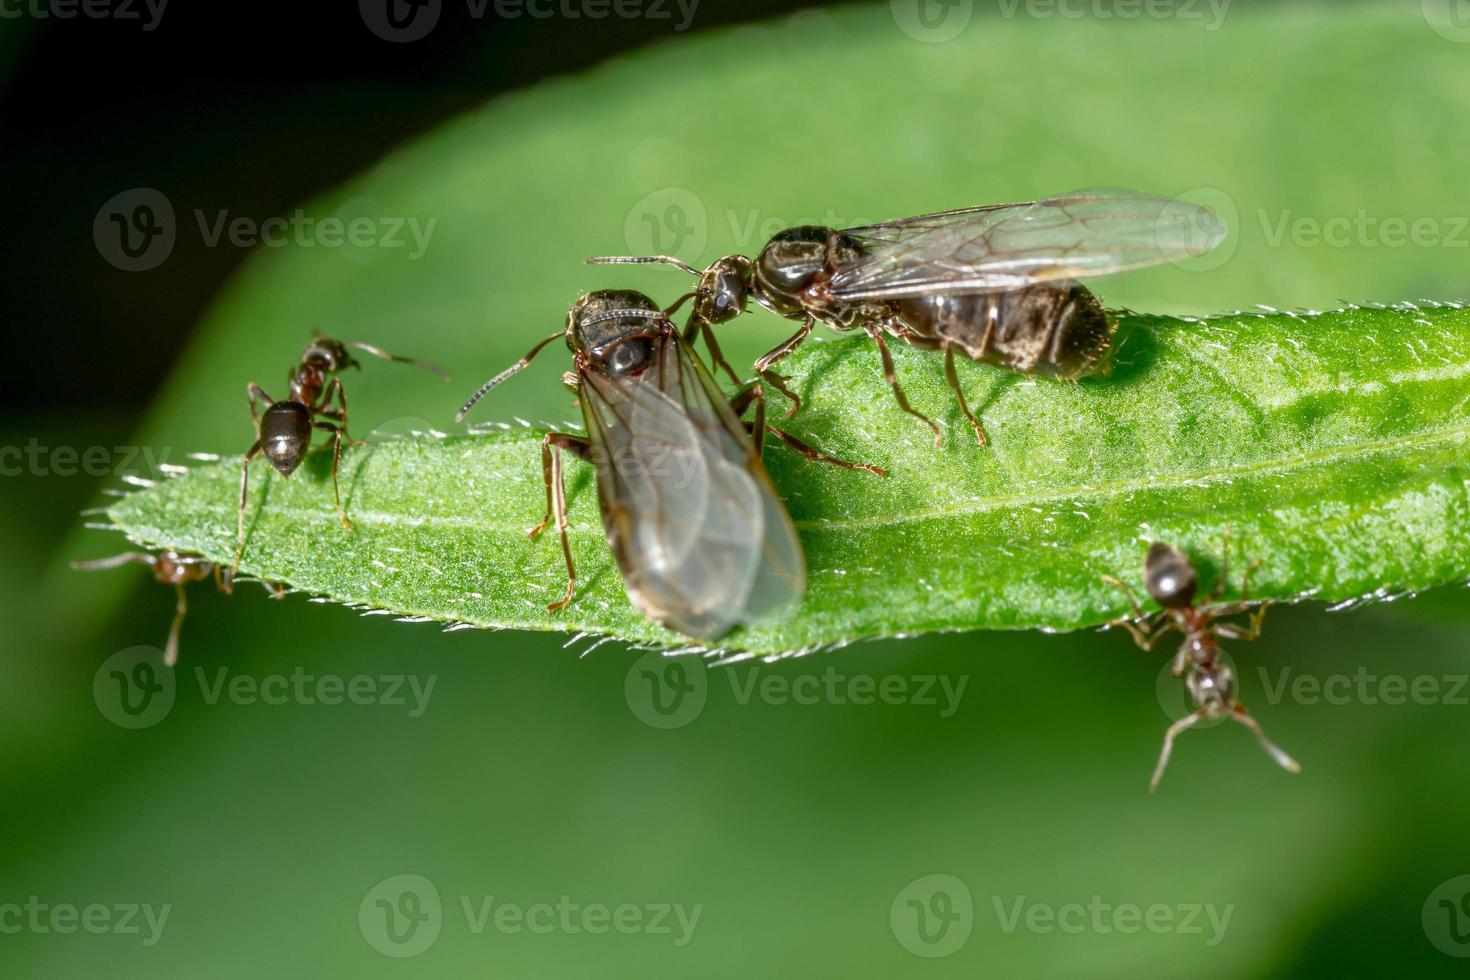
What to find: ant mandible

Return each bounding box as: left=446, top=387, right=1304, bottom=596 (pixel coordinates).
left=234, top=336, right=446, bottom=575
left=1104, top=538, right=1301, bottom=793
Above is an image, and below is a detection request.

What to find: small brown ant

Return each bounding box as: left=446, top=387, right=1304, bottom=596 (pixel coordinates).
left=70, top=550, right=282, bottom=666
left=1104, top=539, right=1301, bottom=793
left=234, top=336, right=446, bottom=575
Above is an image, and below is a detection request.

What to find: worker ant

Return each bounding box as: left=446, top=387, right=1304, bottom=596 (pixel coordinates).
left=71, top=550, right=283, bottom=667
left=1104, top=539, right=1301, bottom=793
left=235, top=336, right=446, bottom=575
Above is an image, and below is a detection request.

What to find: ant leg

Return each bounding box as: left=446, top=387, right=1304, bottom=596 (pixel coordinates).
left=323, top=378, right=363, bottom=447
left=867, top=324, right=941, bottom=446
left=233, top=440, right=263, bottom=579
left=1208, top=527, right=1233, bottom=602
left=247, top=383, right=274, bottom=429
left=1102, top=574, right=1147, bottom=620
left=1150, top=709, right=1205, bottom=794
left=529, top=432, right=590, bottom=613
left=689, top=316, right=743, bottom=388
left=736, top=382, right=767, bottom=457
left=765, top=426, right=888, bottom=476
left=731, top=384, right=886, bottom=476
left=753, top=319, right=814, bottom=417
left=1100, top=575, right=1176, bottom=652
left=530, top=432, right=591, bottom=538
left=314, top=421, right=353, bottom=530
left=943, top=343, right=988, bottom=447
left=1230, top=704, right=1302, bottom=774
left=1216, top=607, right=1270, bottom=642
left=164, top=583, right=187, bottom=668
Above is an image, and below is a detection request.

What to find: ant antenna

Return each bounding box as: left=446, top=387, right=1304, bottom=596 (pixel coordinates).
left=585, top=255, right=701, bottom=277
left=662, top=292, right=697, bottom=317
left=579, top=308, right=668, bottom=327
left=346, top=341, right=450, bottom=381
left=71, top=552, right=154, bottom=572
left=456, top=330, right=564, bottom=422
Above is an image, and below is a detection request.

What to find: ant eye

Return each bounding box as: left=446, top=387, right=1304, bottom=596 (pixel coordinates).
left=605, top=338, right=653, bottom=376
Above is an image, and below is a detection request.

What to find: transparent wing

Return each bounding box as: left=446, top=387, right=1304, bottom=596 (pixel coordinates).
left=828, top=189, right=1226, bottom=300
left=580, top=333, right=804, bottom=641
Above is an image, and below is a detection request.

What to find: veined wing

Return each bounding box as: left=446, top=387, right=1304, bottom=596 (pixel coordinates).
left=580, top=332, right=804, bottom=641
left=828, top=189, right=1225, bottom=300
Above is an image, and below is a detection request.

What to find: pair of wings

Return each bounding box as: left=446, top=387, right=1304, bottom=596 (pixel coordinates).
left=579, top=330, right=803, bottom=642
left=827, top=189, right=1226, bottom=300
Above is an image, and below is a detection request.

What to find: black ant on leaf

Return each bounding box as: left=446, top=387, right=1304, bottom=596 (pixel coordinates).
left=234, top=336, right=446, bottom=575
left=1104, top=538, right=1301, bottom=793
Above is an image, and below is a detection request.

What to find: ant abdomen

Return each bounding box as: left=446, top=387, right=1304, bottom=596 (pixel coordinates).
left=260, top=401, right=313, bottom=476
left=895, top=280, right=1112, bottom=381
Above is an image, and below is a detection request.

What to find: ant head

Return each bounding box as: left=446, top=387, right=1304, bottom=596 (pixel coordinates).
left=568, top=290, right=669, bottom=378
left=567, top=290, right=664, bottom=352
left=1144, top=541, right=1197, bottom=609
left=303, top=336, right=355, bottom=373
left=691, top=255, right=753, bottom=326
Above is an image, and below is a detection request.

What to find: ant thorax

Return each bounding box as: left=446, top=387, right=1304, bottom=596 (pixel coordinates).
left=288, top=363, right=326, bottom=405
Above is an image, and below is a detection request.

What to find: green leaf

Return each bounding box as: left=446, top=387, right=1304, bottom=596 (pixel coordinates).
left=103, top=302, right=1470, bottom=655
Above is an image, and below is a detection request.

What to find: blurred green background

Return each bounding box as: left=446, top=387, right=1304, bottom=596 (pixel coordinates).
left=6, top=0, right=1470, bottom=975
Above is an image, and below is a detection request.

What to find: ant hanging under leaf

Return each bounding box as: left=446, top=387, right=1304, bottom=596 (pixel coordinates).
left=71, top=550, right=283, bottom=666
left=1104, top=538, right=1301, bottom=793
